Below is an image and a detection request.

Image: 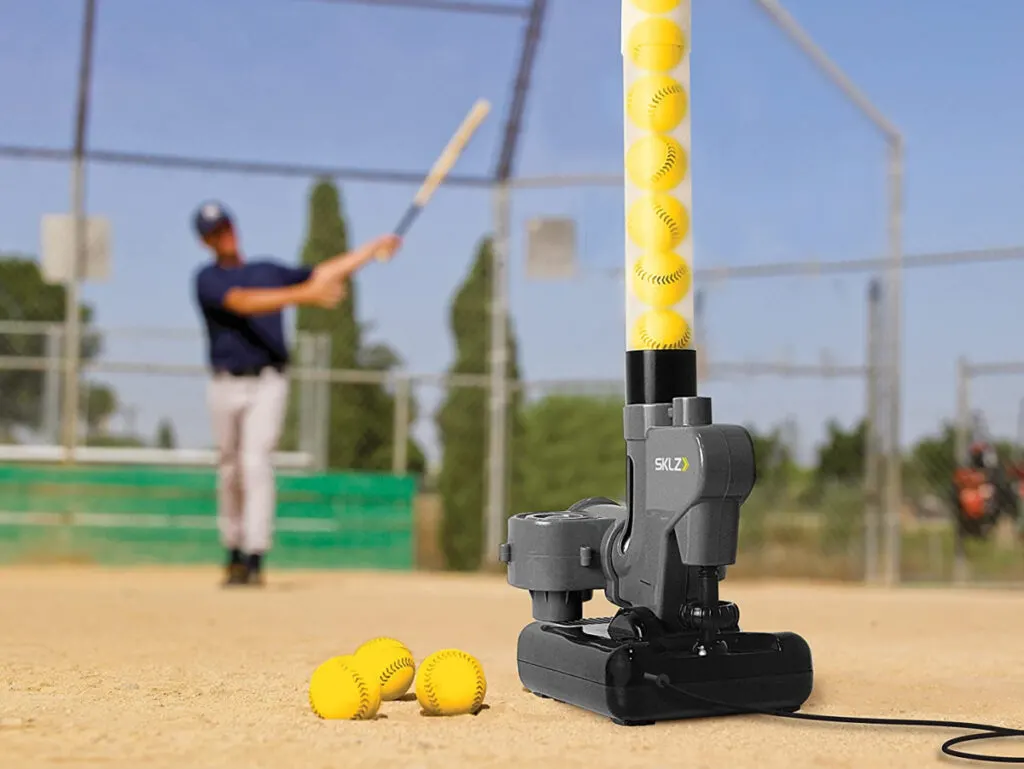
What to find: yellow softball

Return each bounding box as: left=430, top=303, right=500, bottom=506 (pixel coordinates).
left=415, top=649, right=487, bottom=716
left=356, top=642, right=416, bottom=701
left=631, top=309, right=692, bottom=350
left=627, top=75, right=688, bottom=133
left=626, top=134, right=688, bottom=192
left=627, top=193, right=690, bottom=251
left=627, top=17, right=687, bottom=73
left=630, top=251, right=691, bottom=308
left=308, top=655, right=381, bottom=720
left=630, top=0, right=680, bottom=11
left=355, top=636, right=409, bottom=656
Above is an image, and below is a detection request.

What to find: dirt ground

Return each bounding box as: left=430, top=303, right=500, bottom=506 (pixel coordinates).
left=1, top=568, right=1022, bottom=769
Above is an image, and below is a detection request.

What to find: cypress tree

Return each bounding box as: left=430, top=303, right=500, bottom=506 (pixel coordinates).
left=436, top=237, right=524, bottom=570
left=518, top=395, right=626, bottom=513
left=286, top=179, right=424, bottom=473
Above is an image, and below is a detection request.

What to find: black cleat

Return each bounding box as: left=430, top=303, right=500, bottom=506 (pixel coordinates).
left=224, top=563, right=249, bottom=585
left=244, top=553, right=265, bottom=587
left=222, top=548, right=249, bottom=587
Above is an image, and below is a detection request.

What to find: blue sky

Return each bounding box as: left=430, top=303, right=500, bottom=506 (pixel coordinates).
left=1, top=0, right=1024, bottom=461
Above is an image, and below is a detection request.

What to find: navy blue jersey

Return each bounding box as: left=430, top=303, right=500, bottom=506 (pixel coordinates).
left=194, top=259, right=313, bottom=372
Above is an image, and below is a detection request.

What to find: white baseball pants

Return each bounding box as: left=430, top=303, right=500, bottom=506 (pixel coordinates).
left=207, top=368, right=289, bottom=554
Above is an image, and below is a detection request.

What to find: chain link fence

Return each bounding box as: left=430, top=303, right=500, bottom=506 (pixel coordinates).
left=2, top=1, right=1024, bottom=581
left=0, top=315, right=1021, bottom=582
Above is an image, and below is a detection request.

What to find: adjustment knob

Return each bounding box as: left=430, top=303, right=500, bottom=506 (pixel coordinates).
left=680, top=600, right=740, bottom=632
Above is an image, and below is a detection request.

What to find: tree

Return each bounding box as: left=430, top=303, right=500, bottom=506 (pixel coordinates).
left=283, top=179, right=424, bottom=473
left=905, top=422, right=956, bottom=496
left=747, top=425, right=796, bottom=488
left=82, top=384, right=117, bottom=439
left=0, top=256, right=101, bottom=435
left=518, top=394, right=625, bottom=514
left=155, top=419, right=177, bottom=449
left=436, top=237, right=525, bottom=571
left=814, top=419, right=867, bottom=485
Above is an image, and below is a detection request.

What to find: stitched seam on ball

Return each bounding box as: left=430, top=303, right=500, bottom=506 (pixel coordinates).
left=635, top=264, right=685, bottom=285
left=469, top=658, right=485, bottom=709
left=654, top=205, right=680, bottom=237
left=454, top=651, right=485, bottom=708
left=653, top=144, right=677, bottom=181
left=380, top=657, right=413, bottom=685
left=631, top=42, right=681, bottom=63
left=639, top=326, right=689, bottom=350
left=422, top=655, right=442, bottom=713
left=424, top=650, right=484, bottom=713
left=355, top=676, right=370, bottom=717
left=450, top=650, right=485, bottom=710
left=648, top=83, right=684, bottom=118
left=339, top=661, right=370, bottom=718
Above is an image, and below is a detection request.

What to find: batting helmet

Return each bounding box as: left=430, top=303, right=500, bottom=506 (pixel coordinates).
left=193, top=201, right=233, bottom=238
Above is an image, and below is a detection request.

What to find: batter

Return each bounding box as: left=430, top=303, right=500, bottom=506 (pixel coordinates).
left=191, top=201, right=401, bottom=586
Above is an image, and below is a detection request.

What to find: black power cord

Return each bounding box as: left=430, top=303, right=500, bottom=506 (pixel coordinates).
left=649, top=675, right=1024, bottom=764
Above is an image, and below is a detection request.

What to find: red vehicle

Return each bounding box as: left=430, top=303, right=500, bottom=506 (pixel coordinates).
left=951, top=443, right=1020, bottom=540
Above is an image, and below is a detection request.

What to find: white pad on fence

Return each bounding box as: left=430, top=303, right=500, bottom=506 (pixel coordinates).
left=40, top=214, right=112, bottom=284
left=526, top=217, right=577, bottom=281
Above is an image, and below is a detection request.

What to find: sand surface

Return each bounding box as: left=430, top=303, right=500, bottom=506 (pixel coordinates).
left=1, top=567, right=1022, bottom=769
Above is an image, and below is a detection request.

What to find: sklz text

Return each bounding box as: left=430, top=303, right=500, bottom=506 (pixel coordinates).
left=653, top=456, right=690, bottom=472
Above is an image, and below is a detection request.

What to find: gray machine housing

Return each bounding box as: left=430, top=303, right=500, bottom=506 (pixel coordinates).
left=501, top=395, right=813, bottom=725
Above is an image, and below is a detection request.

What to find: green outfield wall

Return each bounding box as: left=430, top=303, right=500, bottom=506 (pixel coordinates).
left=0, top=465, right=416, bottom=569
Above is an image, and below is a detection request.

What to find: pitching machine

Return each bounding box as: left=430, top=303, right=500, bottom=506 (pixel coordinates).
left=499, top=0, right=813, bottom=725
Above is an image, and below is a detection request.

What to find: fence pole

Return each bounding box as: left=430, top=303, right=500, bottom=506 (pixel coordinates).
left=955, top=357, right=970, bottom=463
left=1017, top=397, right=1024, bottom=457
left=750, top=0, right=905, bottom=586
left=392, top=374, right=411, bottom=475
left=314, top=334, right=331, bottom=471
left=863, top=278, right=883, bottom=582
left=953, top=356, right=970, bottom=584
left=43, top=326, right=63, bottom=443
left=60, top=0, right=98, bottom=462
left=882, top=138, right=906, bottom=586
left=297, top=332, right=314, bottom=456
left=483, top=183, right=512, bottom=568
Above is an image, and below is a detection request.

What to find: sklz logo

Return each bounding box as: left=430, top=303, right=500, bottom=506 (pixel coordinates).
left=654, top=457, right=690, bottom=472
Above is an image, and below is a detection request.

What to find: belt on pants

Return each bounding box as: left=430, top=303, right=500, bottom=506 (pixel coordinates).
left=214, top=364, right=287, bottom=378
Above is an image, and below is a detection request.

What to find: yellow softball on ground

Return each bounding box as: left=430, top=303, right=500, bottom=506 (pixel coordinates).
left=355, top=636, right=408, bottom=656
left=627, top=193, right=690, bottom=251
left=626, top=134, right=688, bottom=192
left=630, top=0, right=680, bottom=11
left=631, top=309, right=692, bottom=350
left=627, top=75, right=688, bottom=133
left=356, top=642, right=416, bottom=701
left=415, top=649, right=487, bottom=716
left=308, top=656, right=381, bottom=720
left=630, top=251, right=692, bottom=308
left=627, top=17, right=687, bottom=73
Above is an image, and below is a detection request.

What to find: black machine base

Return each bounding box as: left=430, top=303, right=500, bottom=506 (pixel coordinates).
left=517, top=617, right=813, bottom=725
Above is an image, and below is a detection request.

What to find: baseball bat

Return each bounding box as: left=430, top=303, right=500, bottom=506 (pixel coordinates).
left=385, top=99, right=492, bottom=248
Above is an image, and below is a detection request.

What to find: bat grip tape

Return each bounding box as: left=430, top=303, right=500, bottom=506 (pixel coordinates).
left=393, top=205, right=423, bottom=238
